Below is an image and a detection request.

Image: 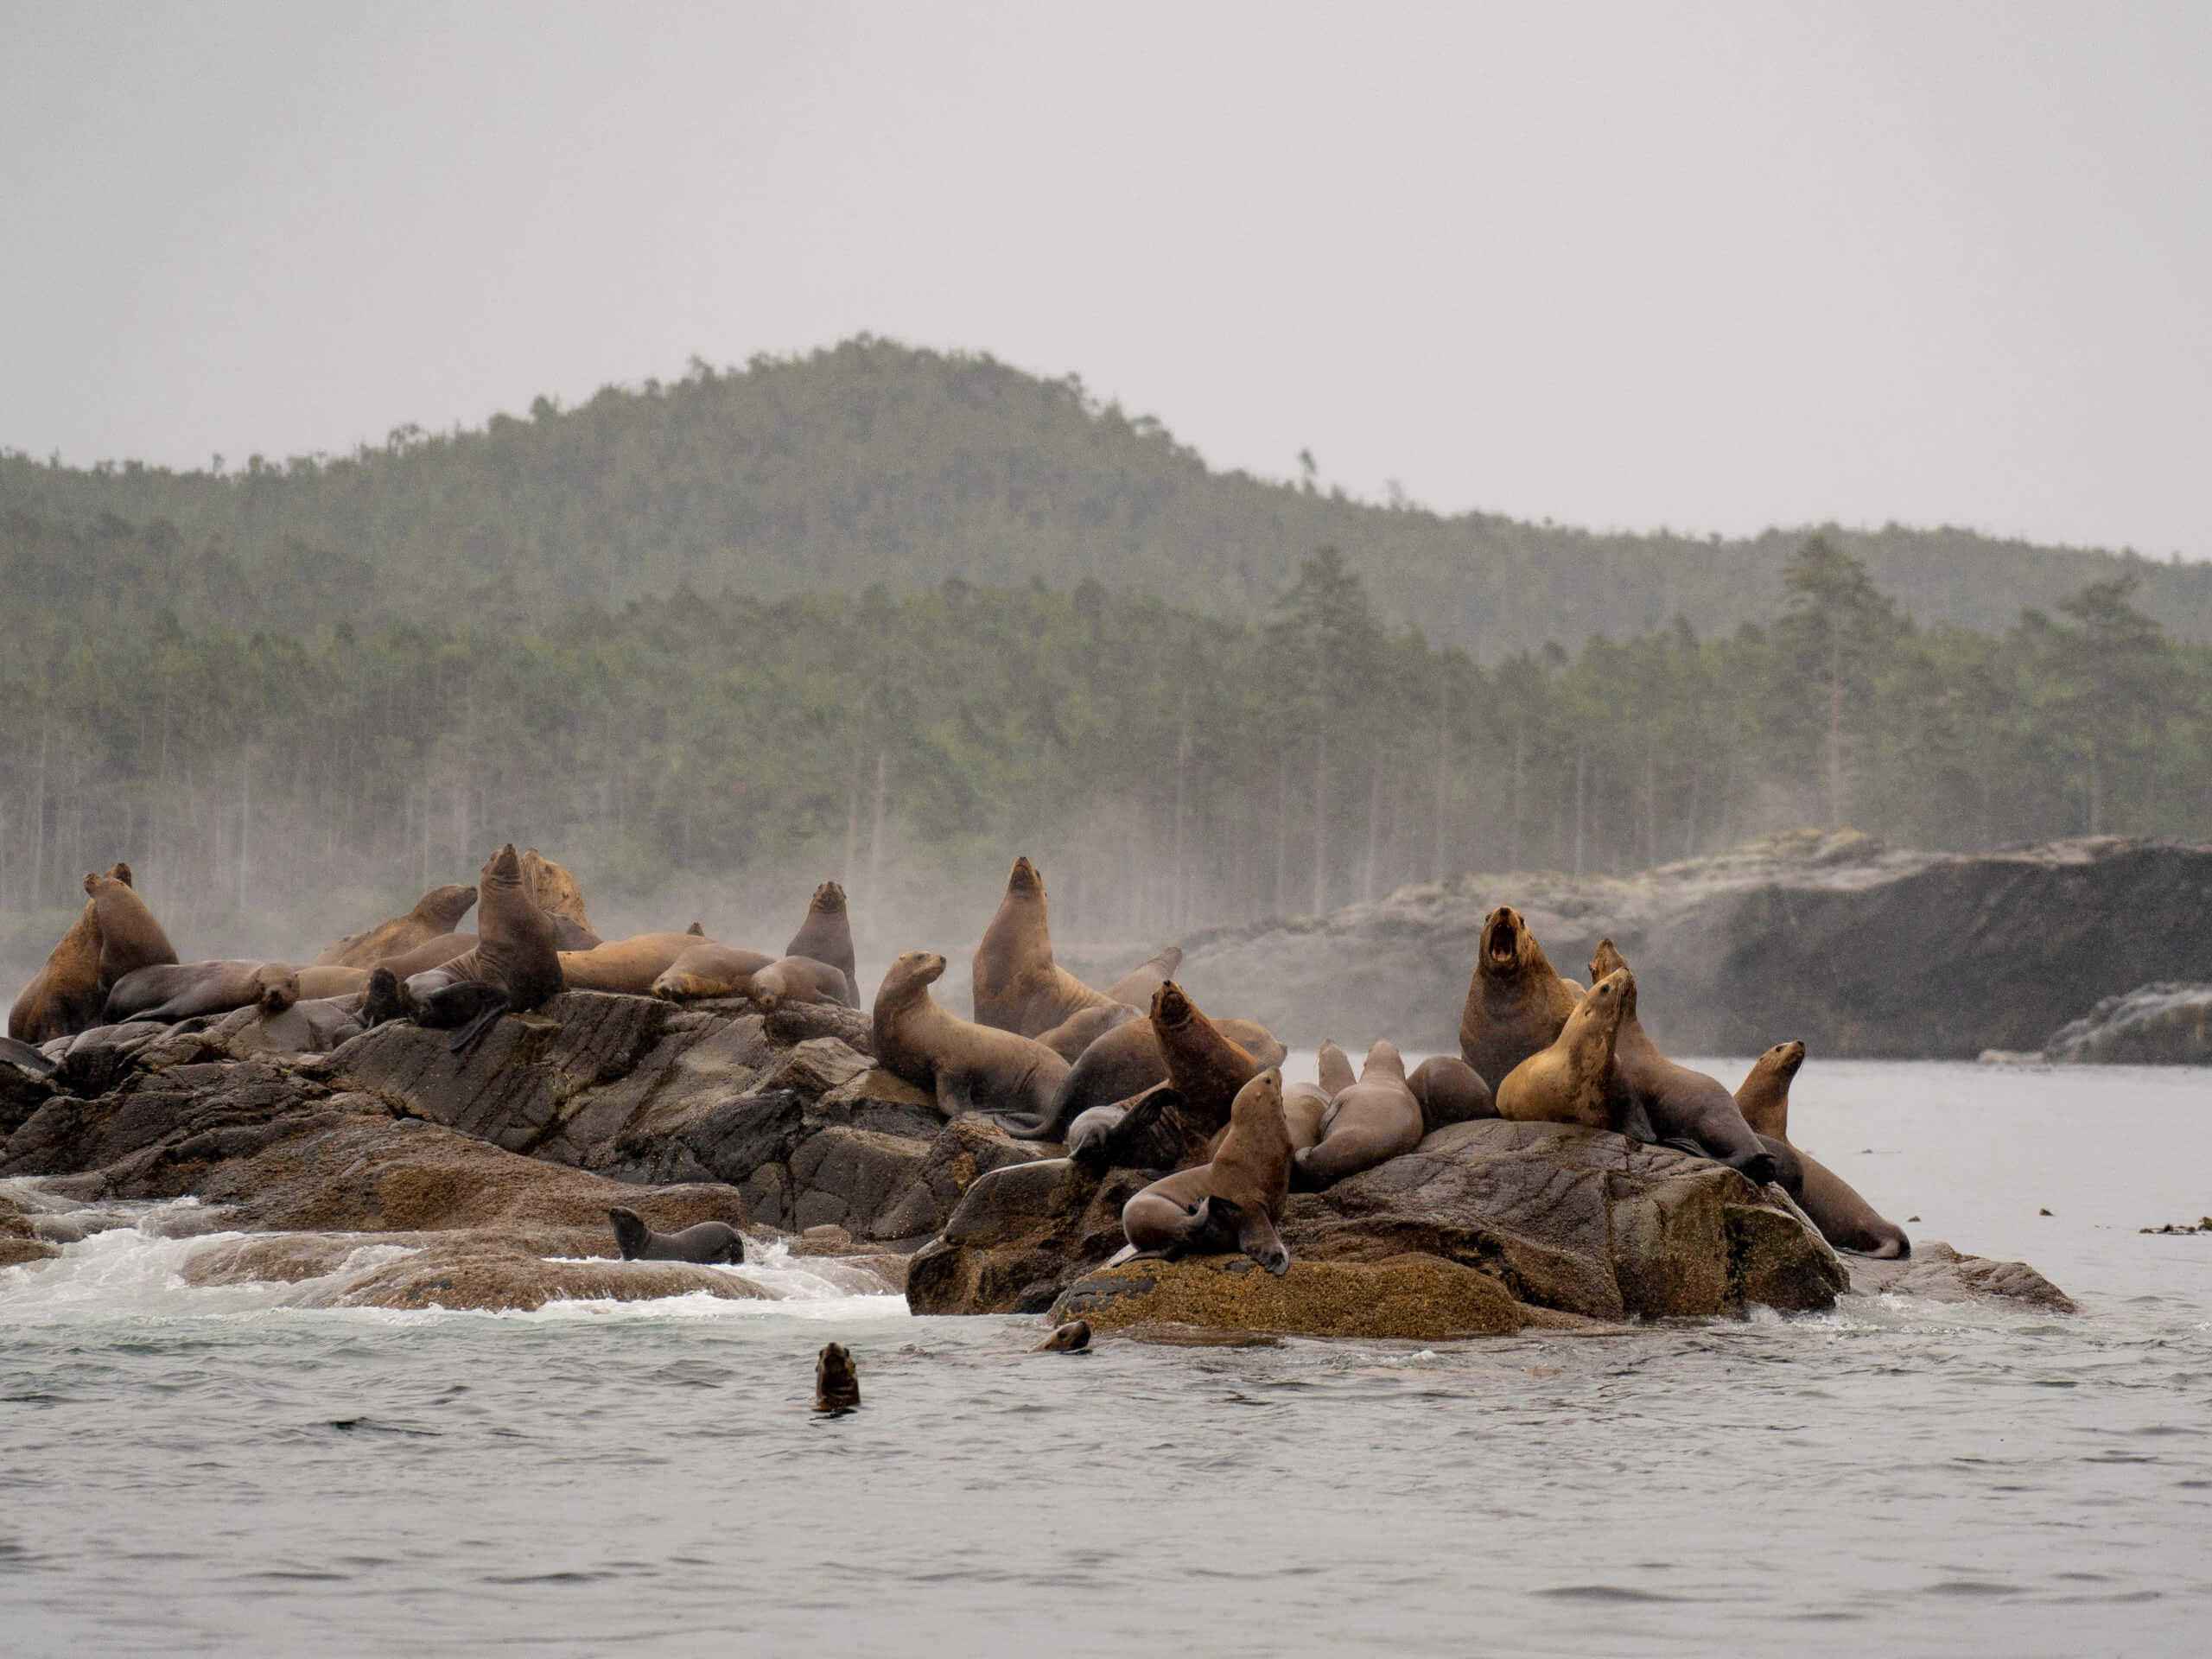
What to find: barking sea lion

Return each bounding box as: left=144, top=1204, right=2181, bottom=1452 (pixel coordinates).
left=1459, top=906, right=1582, bottom=1093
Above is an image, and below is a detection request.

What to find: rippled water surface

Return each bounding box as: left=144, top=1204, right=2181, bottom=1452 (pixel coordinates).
left=3, top=1059, right=2209, bottom=1656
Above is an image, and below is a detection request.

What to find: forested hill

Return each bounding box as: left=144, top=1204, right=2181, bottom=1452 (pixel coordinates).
left=4, top=337, right=2205, bottom=659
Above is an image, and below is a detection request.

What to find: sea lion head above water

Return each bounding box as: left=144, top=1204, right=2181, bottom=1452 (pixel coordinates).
left=814, top=1343, right=861, bottom=1413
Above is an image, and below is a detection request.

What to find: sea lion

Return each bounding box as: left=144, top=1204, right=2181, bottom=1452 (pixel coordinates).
left=7, top=869, right=113, bottom=1042
left=293, top=965, right=371, bottom=1000
left=1100, top=944, right=1182, bottom=1012
left=650, top=944, right=777, bottom=1001
left=370, top=933, right=479, bottom=979
left=1588, top=940, right=1777, bottom=1185
left=814, top=1343, right=861, bottom=1413
left=1459, top=906, right=1583, bottom=1093
left=1408, top=1054, right=1497, bottom=1133
left=520, top=849, right=594, bottom=941
left=1006, top=1003, right=1286, bottom=1142
left=1497, top=966, right=1635, bottom=1128
left=971, top=857, right=1120, bottom=1037
left=1315, top=1039, right=1357, bottom=1099
left=1033, top=1319, right=1091, bottom=1353
left=86, top=864, right=176, bottom=992
left=1281, top=1080, right=1332, bottom=1152
left=1150, top=981, right=1269, bottom=1142
left=873, top=950, right=1071, bottom=1121
left=558, top=932, right=720, bottom=995
left=394, top=843, right=565, bottom=1049
left=313, top=883, right=478, bottom=969
left=1295, top=1040, right=1425, bottom=1188
left=1070, top=1084, right=1204, bottom=1173
left=747, top=956, right=858, bottom=1013
left=104, top=960, right=299, bottom=1024
left=1, top=1034, right=60, bottom=1079
left=1034, top=1001, right=1141, bottom=1063
left=785, top=881, right=856, bottom=986
left=223, top=995, right=365, bottom=1056
left=1735, top=1041, right=1910, bottom=1257
left=607, top=1206, right=745, bottom=1264
left=1121, top=1068, right=1294, bottom=1274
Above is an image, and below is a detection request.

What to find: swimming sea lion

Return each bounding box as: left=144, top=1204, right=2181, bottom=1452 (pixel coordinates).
left=1315, top=1039, right=1357, bottom=1099
left=558, top=932, right=720, bottom=995
left=873, top=950, right=1071, bottom=1121
left=1588, top=940, right=1776, bottom=1185
left=1459, top=906, right=1582, bottom=1093
left=313, top=883, right=478, bottom=969
left=1034, top=1001, right=1141, bottom=1063
left=86, top=864, right=177, bottom=992
left=293, top=965, right=371, bottom=1000
left=971, top=857, right=1120, bottom=1037
left=607, top=1206, right=745, bottom=1264
left=519, top=849, right=594, bottom=941
left=1033, top=1319, right=1091, bottom=1353
left=747, top=956, right=858, bottom=1012
left=1295, top=1040, right=1425, bottom=1188
left=1497, top=966, right=1635, bottom=1128
left=814, top=1343, right=861, bottom=1413
left=785, top=881, right=856, bottom=986
left=7, top=868, right=117, bottom=1042
left=1407, top=1054, right=1497, bottom=1133
left=105, top=960, right=300, bottom=1024
left=1100, top=944, right=1182, bottom=1012
left=650, top=944, right=777, bottom=1001
left=1007, top=1001, right=1286, bottom=1142
left=1735, top=1041, right=1910, bottom=1257
left=1121, top=1067, right=1294, bottom=1274
left=396, top=843, right=565, bottom=1049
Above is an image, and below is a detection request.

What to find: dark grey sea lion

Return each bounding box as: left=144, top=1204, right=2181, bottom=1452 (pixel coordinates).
left=607, top=1207, right=745, bottom=1264
left=814, top=1342, right=861, bottom=1413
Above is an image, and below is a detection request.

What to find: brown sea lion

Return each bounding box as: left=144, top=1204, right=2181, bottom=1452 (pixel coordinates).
left=7, top=869, right=115, bottom=1043
left=1281, top=1080, right=1332, bottom=1152
left=1736, top=1041, right=1910, bottom=1258
left=1408, top=1053, right=1497, bottom=1133
left=85, top=864, right=176, bottom=993
left=748, top=955, right=858, bottom=1013
left=1459, top=906, right=1583, bottom=1093
left=971, top=857, right=1119, bottom=1037
left=313, top=883, right=478, bottom=969
left=650, top=944, right=777, bottom=1001
left=1007, top=1002, right=1286, bottom=1142
left=389, top=843, right=564, bottom=1049
left=1121, top=1068, right=1294, bottom=1274
left=814, top=1343, right=861, bottom=1413
left=1033, top=1319, right=1091, bottom=1352
left=520, top=849, right=594, bottom=939
left=785, top=881, right=856, bottom=986
left=1588, top=940, right=1776, bottom=1184
left=1035, top=1002, right=1141, bottom=1063
left=1150, top=981, right=1268, bottom=1141
left=1101, top=944, right=1182, bottom=1012
left=873, top=950, right=1071, bottom=1121
left=293, top=965, right=371, bottom=1000
left=1295, top=1040, right=1425, bottom=1188
left=1497, top=967, right=1635, bottom=1128
left=105, top=960, right=299, bottom=1023
left=558, top=932, right=720, bottom=995
left=371, top=933, right=478, bottom=979
left=1316, top=1038, right=1357, bottom=1098
left=607, top=1206, right=745, bottom=1264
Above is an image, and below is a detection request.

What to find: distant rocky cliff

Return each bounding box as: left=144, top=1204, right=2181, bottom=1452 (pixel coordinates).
left=1172, top=832, right=2212, bottom=1059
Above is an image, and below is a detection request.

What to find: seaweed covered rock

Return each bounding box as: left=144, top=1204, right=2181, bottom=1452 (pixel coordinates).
left=1050, top=1253, right=1536, bottom=1340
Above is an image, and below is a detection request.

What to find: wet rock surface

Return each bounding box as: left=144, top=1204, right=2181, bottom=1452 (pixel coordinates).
left=1050, top=1254, right=1537, bottom=1340
left=1174, top=832, right=2212, bottom=1056
left=2039, top=982, right=2212, bottom=1065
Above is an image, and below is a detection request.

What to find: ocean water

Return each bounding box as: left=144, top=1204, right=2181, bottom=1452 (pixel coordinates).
left=2, top=1058, right=2209, bottom=1657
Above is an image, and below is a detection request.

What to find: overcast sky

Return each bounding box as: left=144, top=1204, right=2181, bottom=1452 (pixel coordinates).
left=3, top=2, right=2206, bottom=556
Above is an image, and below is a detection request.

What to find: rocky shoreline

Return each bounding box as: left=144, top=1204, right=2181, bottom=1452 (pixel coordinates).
left=1, top=982, right=2069, bottom=1333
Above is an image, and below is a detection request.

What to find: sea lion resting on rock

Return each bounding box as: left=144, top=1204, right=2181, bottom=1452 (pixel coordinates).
left=1295, top=1039, right=1425, bottom=1189
left=1497, top=967, right=1637, bottom=1128
left=785, top=880, right=856, bottom=986
left=971, top=856, right=1122, bottom=1037
left=105, top=960, right=299, bottom=1024
left=748, top=955, right=857, bottom=1012
left=519, top=849, right=596, bottom=945
left=378, top=843, right=565, bottom=1050
left=1034, top=1002, right=1141, bottom=1064
left=607, top=1206, right=745, bottom=1264
left=874, top=950, right=1070, bottom=1121
left=1589, top=941, right=1776, bottom=1185
left=1737, top=1041, right=1910, bottom=1258
left=313, top=882, right=477, bottom=969
left=293, top=965, right=371, bottom=1000
left=1009, top=991, right=1285, bottom=1143
left=651, top=944, right=776, bottom=1001
left=86, top=864, right=177, bottom=994
left=1122, top=1068, right=1294, bottom=1275
left=558, top=931, right=716, bottom=995
left=1408, top=1053, right=1495, bottom=1133
left=8, top=865, right=123, bottom=1043
left=1459, top=906, right=1583, bottom=1093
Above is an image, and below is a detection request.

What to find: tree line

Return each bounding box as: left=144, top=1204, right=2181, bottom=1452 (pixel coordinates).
left=0, top=535, right=2198, bottom=977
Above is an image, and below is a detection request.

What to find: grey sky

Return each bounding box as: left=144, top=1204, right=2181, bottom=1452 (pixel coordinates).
left=3, top=2, right=2207, bottom=557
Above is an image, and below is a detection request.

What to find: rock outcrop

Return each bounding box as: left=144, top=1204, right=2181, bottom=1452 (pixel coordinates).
left=1169, top=832, right=2212, bottom=1057
left=2038, top=982, right=2212, bottom=1065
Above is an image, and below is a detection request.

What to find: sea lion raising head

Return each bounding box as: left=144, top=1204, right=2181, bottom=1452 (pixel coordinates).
left=1120, top=1067, right=1294, bottom=1274
left=1459, top=906, right=1582, bottom=1093
left=1731, top=1042, right=1909, bottom=1258
left=1497, top=967, right=1635, bottom=1128
left=872, top=950, right=1071, bottom=1122
left=970, top=856, right=1119, bottom=1037
left=86, top=864, right=177, bottom=993
left=814, top=1343, right=861, bottom=1413
left=785, top=881, right=856, bottom=985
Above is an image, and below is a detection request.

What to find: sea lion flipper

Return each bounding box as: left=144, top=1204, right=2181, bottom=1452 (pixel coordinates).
left=446, top=989, right=512, bottom=1053
left=1233, top=1205, right=1291, bottom=1276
